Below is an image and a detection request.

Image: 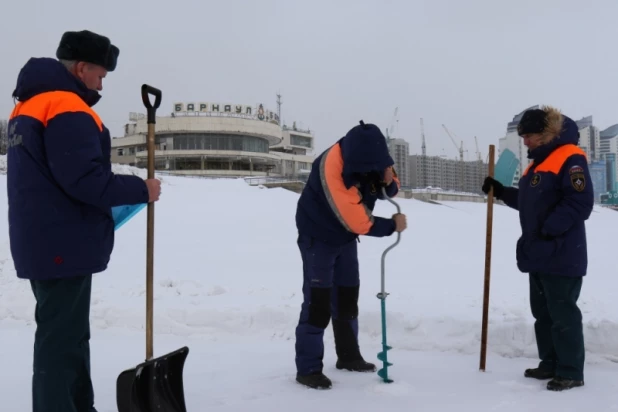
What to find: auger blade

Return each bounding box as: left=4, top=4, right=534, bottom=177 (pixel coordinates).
left=377, top=367, right=393, bottom=383
left=377, top=353, right=392, bottom=363
left=377, top=344, right=394, bottom=383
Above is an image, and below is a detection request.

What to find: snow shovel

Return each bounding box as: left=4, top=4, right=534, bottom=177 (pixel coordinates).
left=376, top=185, right=401, bottom=383
left=116, top=84, right=190, bottom=412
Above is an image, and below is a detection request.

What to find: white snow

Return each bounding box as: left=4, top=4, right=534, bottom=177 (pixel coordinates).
left=1, top=160, right=618, bottom=411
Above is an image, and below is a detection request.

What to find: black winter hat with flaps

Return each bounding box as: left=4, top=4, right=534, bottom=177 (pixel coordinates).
left=56, top=30, right=119, bottom=72
left=517, top=109, right=547, bottom=136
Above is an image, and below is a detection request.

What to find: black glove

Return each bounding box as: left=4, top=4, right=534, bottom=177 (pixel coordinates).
left=481, top=176, right=504, bottom=199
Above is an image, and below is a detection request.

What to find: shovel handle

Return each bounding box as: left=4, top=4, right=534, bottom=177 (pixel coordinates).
left=141, top=83, right=162, bottom=361
left=141, top=84, right=162, bottom=124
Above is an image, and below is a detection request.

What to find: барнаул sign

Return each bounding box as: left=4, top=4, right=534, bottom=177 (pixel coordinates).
left=173, top=102, right=280, bottom=124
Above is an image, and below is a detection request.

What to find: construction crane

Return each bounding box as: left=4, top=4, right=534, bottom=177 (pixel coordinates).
left=442, top=124, right=466, bottom=192
left=442, top=124, right=464, bottom=162
left=385, top=107, right=399, bottom=140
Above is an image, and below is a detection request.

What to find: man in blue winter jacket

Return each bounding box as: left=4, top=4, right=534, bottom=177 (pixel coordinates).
left=482, top=105, right=593, bottom=392
left=294, top=120, right=407, bottom=389
left=7, top=30, right=161, bottom=411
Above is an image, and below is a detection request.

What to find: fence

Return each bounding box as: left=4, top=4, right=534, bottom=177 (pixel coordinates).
left=244, top=175, right=309, bottom=186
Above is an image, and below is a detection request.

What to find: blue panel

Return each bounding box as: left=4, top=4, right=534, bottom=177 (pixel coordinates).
left=112, top=204, right=147, bottom=231
left=494, top=149, right=519, bottom=187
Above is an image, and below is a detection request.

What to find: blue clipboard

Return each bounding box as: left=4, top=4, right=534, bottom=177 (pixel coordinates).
left=112, top=203, right=147, bottom=231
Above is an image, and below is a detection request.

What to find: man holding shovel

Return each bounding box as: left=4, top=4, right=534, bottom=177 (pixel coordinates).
left=294, top=120, right=407, bottom=389
left=7, top=30, right=161, bottom=411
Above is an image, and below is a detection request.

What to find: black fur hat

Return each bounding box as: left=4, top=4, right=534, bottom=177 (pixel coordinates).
left=517, top=109, right=547, bottom=136
left=56, top=30, right=119, bottom=72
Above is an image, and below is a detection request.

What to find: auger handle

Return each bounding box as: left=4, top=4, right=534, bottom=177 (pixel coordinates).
left=378, top=186, right=401, bottom=300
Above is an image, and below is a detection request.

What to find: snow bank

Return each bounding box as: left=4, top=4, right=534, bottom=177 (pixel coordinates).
left=0, top=172, right=617, bottom=365
left=0, top=154, right=147, bottom=179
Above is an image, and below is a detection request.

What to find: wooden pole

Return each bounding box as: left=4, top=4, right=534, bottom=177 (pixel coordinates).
left=140, top=84, right=161, bottom=363
left=479, top=144, right=495, bottom=371
left=146, top=121, right=155, bottom=361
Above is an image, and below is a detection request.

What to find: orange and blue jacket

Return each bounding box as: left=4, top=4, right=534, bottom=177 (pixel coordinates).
left=7, top=57, right=149, bottom=280
left=499, top=115, right=594, bottom=277
left=295, top=122, right=400, bottom=245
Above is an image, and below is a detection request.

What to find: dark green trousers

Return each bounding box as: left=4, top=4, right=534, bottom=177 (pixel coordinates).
left=30, top=275, right=97, bottom=412
left=529, top=273, right=585, bottom=381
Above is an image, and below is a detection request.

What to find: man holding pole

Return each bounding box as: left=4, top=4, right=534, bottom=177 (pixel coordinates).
left=7, top=30, right=161, bottom=411
left=482, top=105, right=593, bottom=391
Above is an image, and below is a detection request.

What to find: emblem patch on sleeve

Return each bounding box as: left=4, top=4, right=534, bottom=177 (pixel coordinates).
left=530, top=174, right=541, bottom=187
left=569, top=165, right=584, bottom=175
left=570, top=173, right=586, bottom=192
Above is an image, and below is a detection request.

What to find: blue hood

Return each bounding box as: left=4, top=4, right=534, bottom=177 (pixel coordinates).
left=339, top=121, right=394, bottom=188
left=528, top=115, right=580, bottom=162
left=11, top=57, right=101, bottom=107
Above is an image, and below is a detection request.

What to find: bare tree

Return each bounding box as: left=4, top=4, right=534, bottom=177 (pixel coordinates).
left=0, top=119, right=7, bottom=155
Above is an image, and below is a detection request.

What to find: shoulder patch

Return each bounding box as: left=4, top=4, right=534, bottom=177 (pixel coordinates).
left=569, top=165, right=584, bottom=175
left=570, top=172, right=586, bottom=192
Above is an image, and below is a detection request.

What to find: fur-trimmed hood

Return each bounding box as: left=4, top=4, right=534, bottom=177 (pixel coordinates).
left=538, top=105, right=567, bottom=144
left=526, top=105, right=580, bottom=161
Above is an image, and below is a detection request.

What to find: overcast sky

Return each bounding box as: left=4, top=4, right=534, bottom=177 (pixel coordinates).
left=2, top=0, right=617, bottom=161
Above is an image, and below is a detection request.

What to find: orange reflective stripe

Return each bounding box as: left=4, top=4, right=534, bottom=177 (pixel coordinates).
left=532, top=144, right=587, bottom=175
left=522, top=162, right=534, bottom=176
left=319, top=143, right=374, bottom=235
left=9, top=91, right=103, bottom=132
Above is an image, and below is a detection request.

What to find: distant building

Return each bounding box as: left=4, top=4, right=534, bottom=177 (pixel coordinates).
left=110, top=99, right=314, bottom=178
left=386, top=138, right=410, bottom=187
left=408, top=154, right=487, bottom=194
left=605, top=153, right=617, bottom=192
left=576, top=115, right=601, bottom=161
left=590, top=160, right=608, bottom=202
left=600, top=125, right=618, bottom=191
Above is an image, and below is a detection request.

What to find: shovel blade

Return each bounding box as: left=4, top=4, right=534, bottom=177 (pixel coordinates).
left=117, top=346, right=190, bottom=412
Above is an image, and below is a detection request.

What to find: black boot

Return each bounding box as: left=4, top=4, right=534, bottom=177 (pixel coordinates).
left=547, top=376, right=584, bottom=391
left=524, top=367, right=555, bottom=380
left=296, top=372, right=332, bottom=389
left=336, top=358, right=376, bottom=372
left=332, top=318, right=374, bottom=372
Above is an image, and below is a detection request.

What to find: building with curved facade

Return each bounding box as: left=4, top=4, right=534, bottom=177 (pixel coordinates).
left=111, top=99, right=315, bottom=178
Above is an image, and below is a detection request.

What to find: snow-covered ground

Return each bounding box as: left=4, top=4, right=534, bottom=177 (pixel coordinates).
left=1, top=162, right=617, bottom=411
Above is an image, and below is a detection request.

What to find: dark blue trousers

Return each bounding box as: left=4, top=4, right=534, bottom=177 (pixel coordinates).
left=295, top=234, right=362, bottom=376
left=30, top=274, right=97, bottom=412
left=529, top=273, right=585, bottom=381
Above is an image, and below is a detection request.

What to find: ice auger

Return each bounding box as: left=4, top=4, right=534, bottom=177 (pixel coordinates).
left=376, top=186, right=401, bottom=384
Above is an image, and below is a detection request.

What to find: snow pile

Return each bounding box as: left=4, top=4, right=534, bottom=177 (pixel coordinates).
left=111, top=162, right=147, bottom=178
left=1, top=173, right=618, bottom=410
left=0, top=154, right=147, bottom=178
left=0, top=174, right=617, bottom=363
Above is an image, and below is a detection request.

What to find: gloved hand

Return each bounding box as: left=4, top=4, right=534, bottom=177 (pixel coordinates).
left=481, top=176, right=504, bottom=199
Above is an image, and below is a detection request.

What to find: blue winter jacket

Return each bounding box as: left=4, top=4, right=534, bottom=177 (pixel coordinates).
left=7, top=57, right=149, bottom=280
left=500, top=115, right=594, bottom=277
left=295, top=122, right=399, bottom=246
